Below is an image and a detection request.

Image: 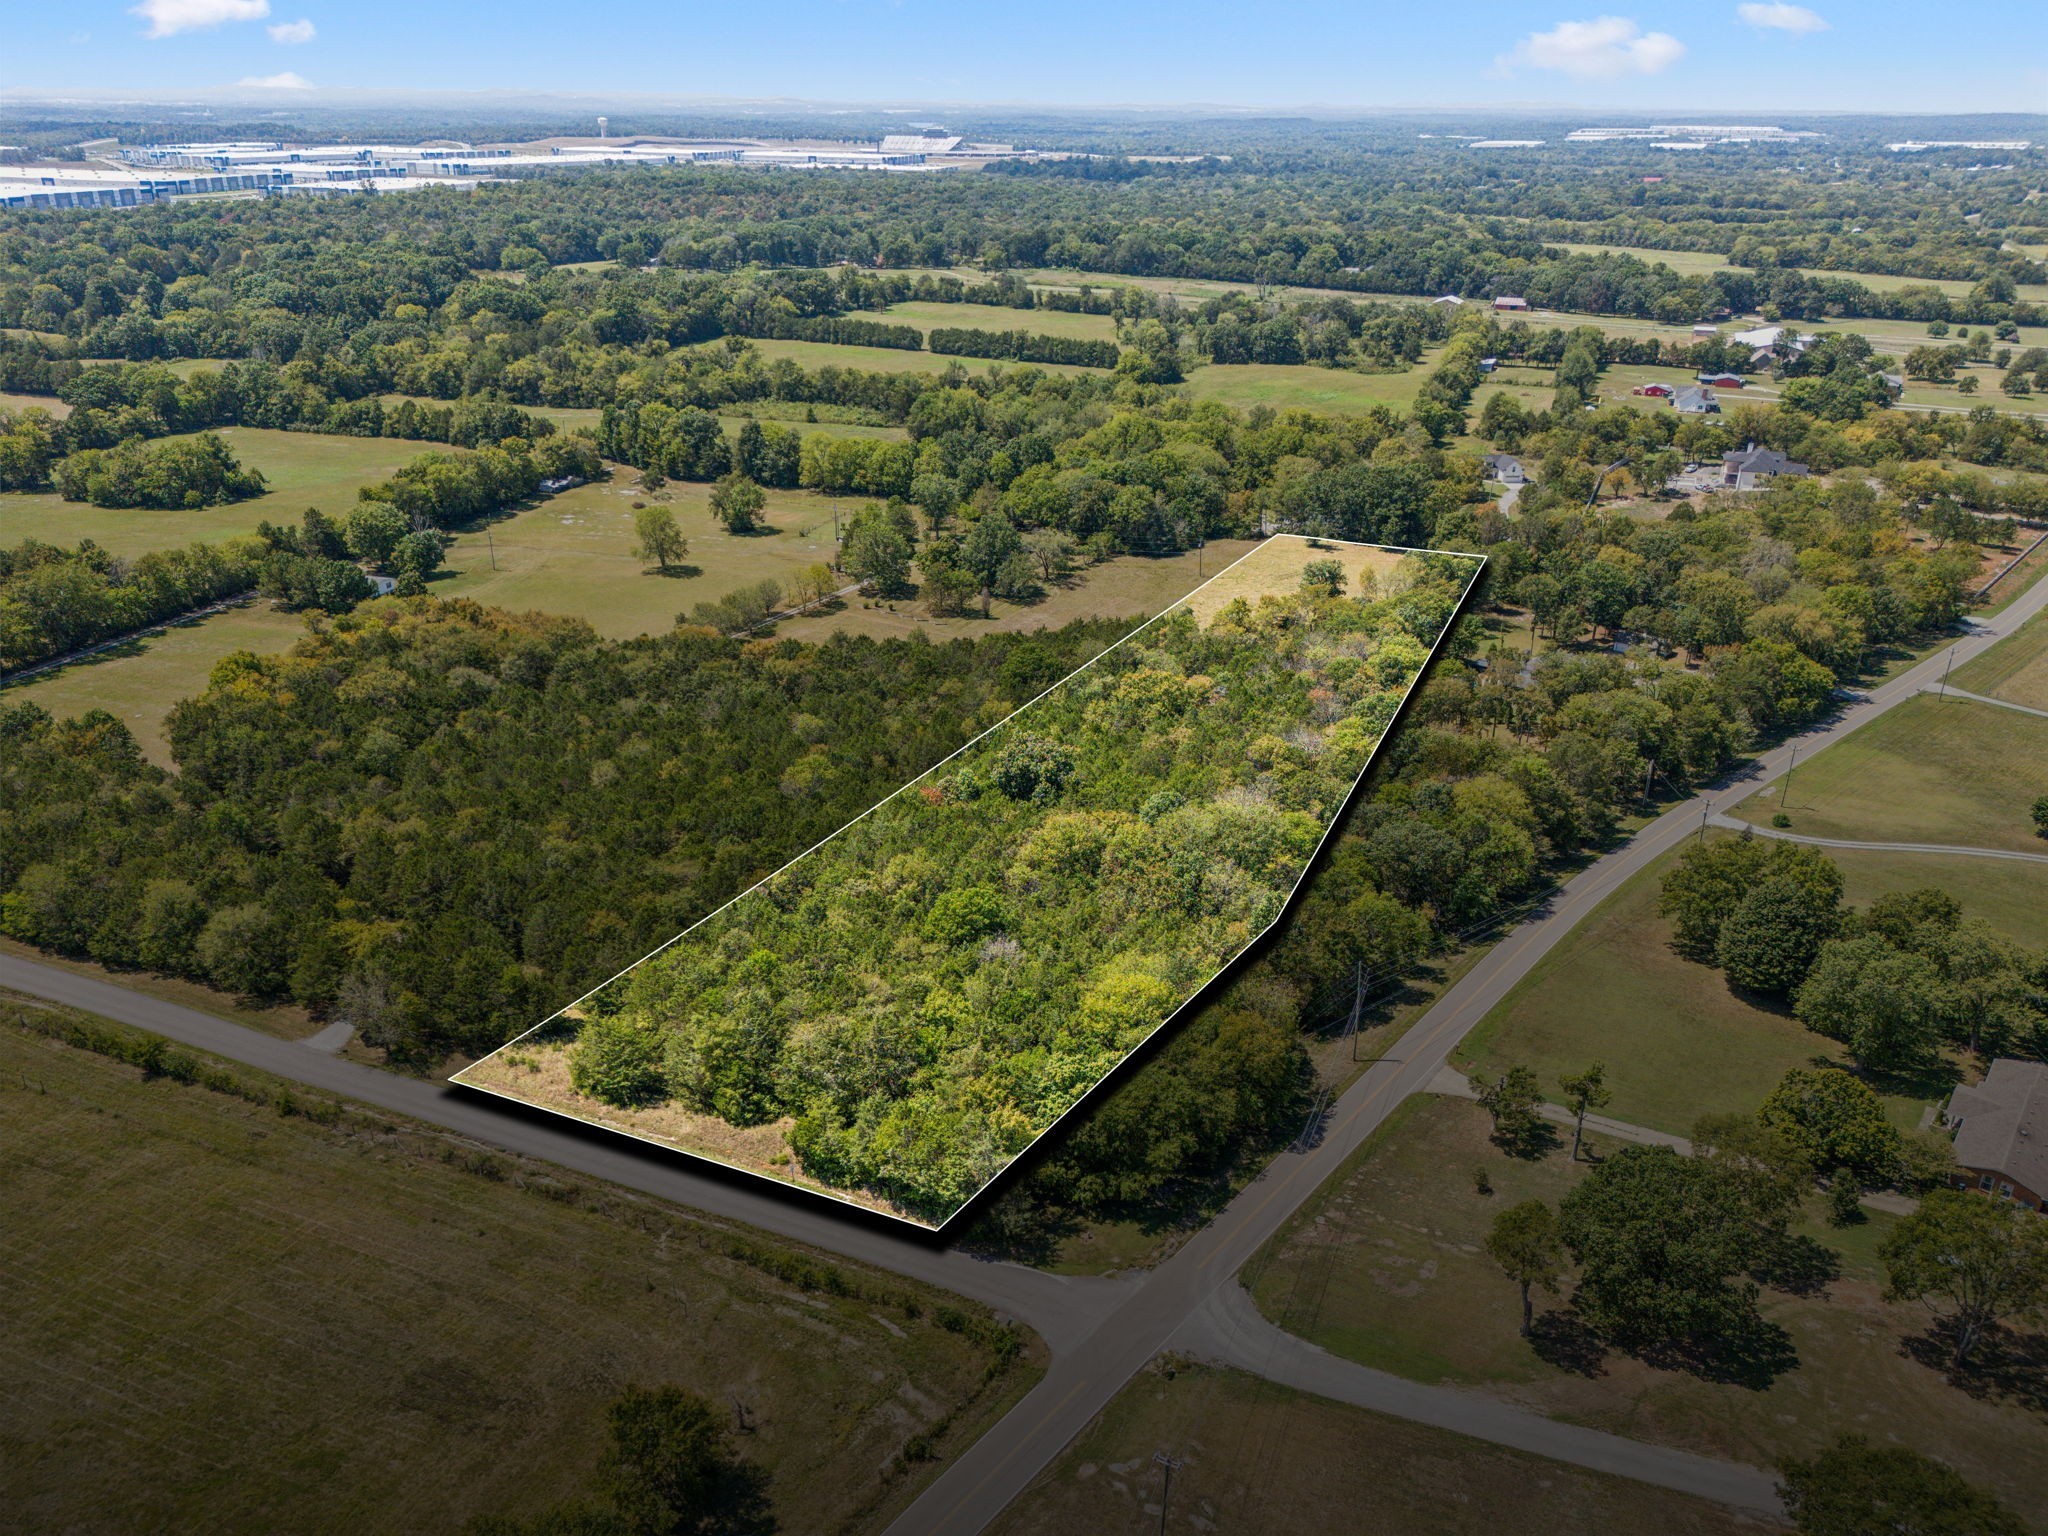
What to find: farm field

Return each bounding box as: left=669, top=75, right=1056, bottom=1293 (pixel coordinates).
left=1547, top=241, right=2048, bottom=303
left=1012, top=265, right=1425, bottom=309
left=1244, top=1094, right=2048, bottom=1528
left=2, top=601, right=306, bottom=766
left=1179, top=361, right=1432, bottom=414
left=878, top=299, right=1119, bottom=341
left=1454, top=841, right=1932, bottom=1138
left=985, top=1356, right=1772, bottom=1536
left=434, top=467, right=865, bottom=638
left=0, top=427, right=429, bottom=558
left=0, top=1001, right=1034, bottom=1536
left=1953, top=608, right=2048, bottom=710
left=0, top=390, right=68, bottom=417
left=1728, top=693, right=2048, bottom=854
left=724, top=336, right=1096, bottom=376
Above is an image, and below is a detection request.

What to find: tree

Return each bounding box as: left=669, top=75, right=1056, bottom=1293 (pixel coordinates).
left=1486, top=1199, right=1564, bottom=1337
left=1558, top=1145, right=1780, bottom=1357
left=1557, top=1063, right=1611, bottom=1161
left=1469, top=1064, right=1545, bottom=1155
left=1780, top=1435, right=2025, bottom=1536
left=1300, top=558, right=1347, bottom=599
left=1715, top=873, right=1840, bottom=996
left=2032, top=794, right=2048, bottom=840
left=708, top=473, right=765, bottom=534
left=634, top=506, right=687, bottom=572
left=599, top=1385, right=752, bottom=1536
left=840, top=521, right=913, bottom=596
left=959, top=511, right=1023, bottom=617
left=344, top=501, right=410, bottom=566
left=1795, top=936, right=1946, bottom=1074
left=1881, top=1190, right=2048, bottom=1368
left=568, top=1016, right=666, bottom=1108
left=1758, top=1068, right=1904, bottom=1189
left=1021, top=528, right=1077, bottom=584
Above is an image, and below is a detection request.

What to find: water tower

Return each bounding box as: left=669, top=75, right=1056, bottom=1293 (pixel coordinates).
left=597, top=116, right=609, bottom=140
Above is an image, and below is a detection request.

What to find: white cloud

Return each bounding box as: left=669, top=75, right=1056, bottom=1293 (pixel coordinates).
left=131, top=0, right=270, bottom=38
left=267, top=17, right=316, bottom=43
left=239, top=70, right=312, bottom=89
left=1737, top=3, right=1829, bottom=33
left=1498, top=16, right=1687, bottom=78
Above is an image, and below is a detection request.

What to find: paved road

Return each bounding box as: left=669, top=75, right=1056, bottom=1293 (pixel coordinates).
left=1708, top=812, right=2048, bottom=866
left=7, top=570, right=2043, bottom=1532
left=0, top=958, right=1126, bottom=1355
left=880, top=557, right=2048, bottom=1536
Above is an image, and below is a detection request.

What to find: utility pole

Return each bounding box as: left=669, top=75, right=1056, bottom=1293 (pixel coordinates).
left=1698, top=798, right=1710, bottom=840
left=1938, top=643, right=1957, bottom=700
left=1152, top=1450, right=1184, bottom=1535
left=1780, top=742, right=1798, bottom=807
left=486, top=528, right=498, bottom=571
left=1346, top=959, right=1366, bottom=1061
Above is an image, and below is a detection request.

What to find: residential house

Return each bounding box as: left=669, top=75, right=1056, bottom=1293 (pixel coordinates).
left=1483, top=453, right=1526, bottom=485
left=1720, top=443, right=1809, bottom=489
left=1673, top=386, right=1721, bottom=414
left=1943, top=1059, right=2047, bottom=1211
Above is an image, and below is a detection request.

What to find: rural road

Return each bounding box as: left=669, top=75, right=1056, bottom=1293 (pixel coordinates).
left=5, top=567, right=2043, bottom=1532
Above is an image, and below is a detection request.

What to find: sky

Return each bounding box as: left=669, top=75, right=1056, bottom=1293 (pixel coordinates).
left=6, top=0, right=2045, bottom=114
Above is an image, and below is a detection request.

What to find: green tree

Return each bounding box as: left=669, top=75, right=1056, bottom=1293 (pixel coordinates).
left=633, top=506, right=687, bottom=572
left=1486, top=1199, right=1564, bottom=1337
left=2031, top=794, right=2048, bottom=839
left=1557, top=1062, right=1611, bottom=1162
left=841, top=521, right=913, bottom=596
left=1558, top=1145, right=1782, bottom=1359
left=1300, top=558, right=1347, bottom=599
left=959, top=511, right=1023, bottom=617
left=1716, top=873, right=1840, bottom=996
left=708, top=473, right=766, bottom=534
left=1469, top=1064, right=1545, bottom=1155
left=568, top=1017, right=666, bottom=1108
left=344, top=502, right=410, bottom=566
left=1881, top=1190, right=2048, bottom=1368
left=1780, top=1435, right=2025, bottom=1536
left=1758, top=1068, right=1904, bottom=1188
left=599, top=1385, right=752, bottom=1536
left=1795, top=936, right=1946, bottom=1073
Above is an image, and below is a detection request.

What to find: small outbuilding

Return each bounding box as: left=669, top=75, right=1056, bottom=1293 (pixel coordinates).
left=1493, top=295, right=1529, bottom=311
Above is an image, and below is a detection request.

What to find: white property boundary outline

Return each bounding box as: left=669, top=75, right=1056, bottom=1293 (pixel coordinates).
left=452, top=534, right=1486, bottom=1230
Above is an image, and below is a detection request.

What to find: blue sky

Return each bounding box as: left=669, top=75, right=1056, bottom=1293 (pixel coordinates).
left=8, top=1, right=2045, bottom=113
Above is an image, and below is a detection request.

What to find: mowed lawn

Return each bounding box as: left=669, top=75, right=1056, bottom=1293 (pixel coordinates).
left=1827, top=847, right=2048, bottom=949
left=986, top=1356, right=1773, bottom=1536
left=0, top=428, right=429, bottom=559
left=3, top=602, right=307, bottom=766
left=435, top=467, right=870, bottom=638
left=0, top=390, right=69, bottom=418
left=1454, top=843, right=1914, bottom=1137
left=878, top=300, right=1118, bottom=342
left=1244, top=1095, right=2048, bottom=1526
left=0, top=1007, right=1032, bottom=1536
left=1729, top=693, right=2048, bottom=854
left=1953, top=608, right=2048, bottom=710
left=1179, top=362, right=1432, bottom=414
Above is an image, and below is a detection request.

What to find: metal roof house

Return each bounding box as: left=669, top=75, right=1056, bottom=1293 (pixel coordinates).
left=1944, top=1059, right=2048, bottom=1212
left=1673, top=386, right=1721, bottom=414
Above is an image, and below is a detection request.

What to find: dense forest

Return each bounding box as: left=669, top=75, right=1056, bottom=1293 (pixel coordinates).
left=470, top=547, right=1475, bottom=1223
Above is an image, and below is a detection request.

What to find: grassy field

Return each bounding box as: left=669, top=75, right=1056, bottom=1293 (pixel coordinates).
left=1953, top=609, right=2048, bottom=710
left=878, top=300, right=1118, bottom=341
left=0, top=1000, right=1039, bottom=1536
left=0, top=428, right=427, bottom=559
left=1827, top=847, right=2048, bottom=948
left=1178, top=361, right=1432, bottom=414
left=1454, top=843, right=1926, bottom=1137
left=435, top=467, right=867, bottom=639
left=1547, top=241, right=2048, bottom=303
left=2, top=601, right=307, bottom=766
left=987, top=1356, right=1775, bottom=1536
left=724, top=336, right=1096, bottom=377
left=1244, top=1094, right=2048, bottom=1528
left=1728, top=693, right=2048, bottom=854
left=0, top=389, right=69, bottom=418
left=1010, top=265, right=1423, bottom=309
